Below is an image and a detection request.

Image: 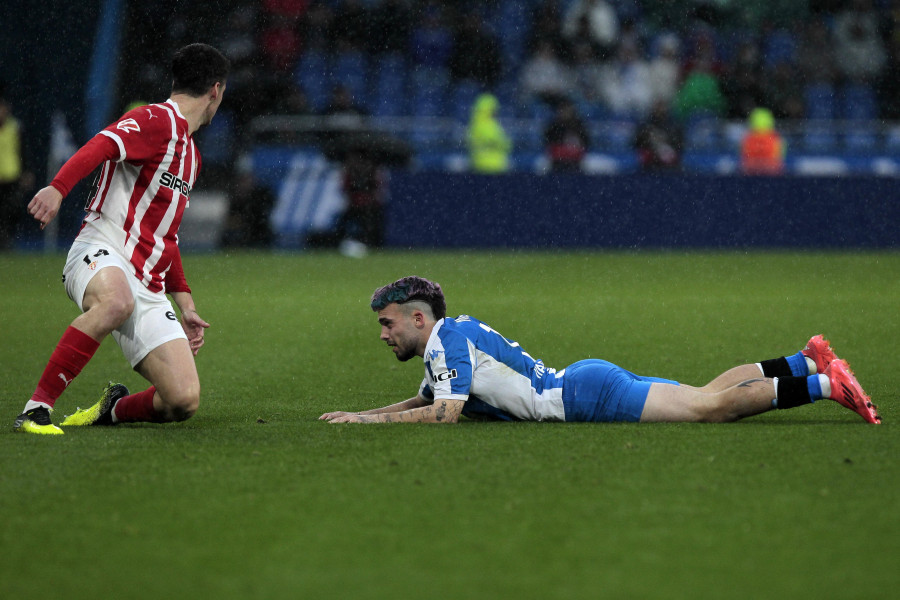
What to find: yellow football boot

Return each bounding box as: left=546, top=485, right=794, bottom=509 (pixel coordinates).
left=61, top=382, right=129, bottom=426
left=13, top=406, right=64, bottom=435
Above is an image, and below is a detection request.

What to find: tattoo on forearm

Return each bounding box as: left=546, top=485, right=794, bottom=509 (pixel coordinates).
left=362, top=401, right=456, bottom=423
left=737, top=378, right=766, bottom=388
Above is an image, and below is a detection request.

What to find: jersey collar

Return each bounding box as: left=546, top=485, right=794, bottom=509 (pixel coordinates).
left=423, top=317, right=446, bottom=358
left=165, top=98, right=188, bottom=123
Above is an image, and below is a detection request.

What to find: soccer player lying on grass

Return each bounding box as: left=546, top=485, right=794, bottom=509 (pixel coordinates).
left=13, top=44, right=230, bottom=435
left=320, top=276, right=881, bottom=425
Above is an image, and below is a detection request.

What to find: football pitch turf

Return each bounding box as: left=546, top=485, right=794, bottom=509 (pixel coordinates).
left=1, top=249, right=898, bottom=599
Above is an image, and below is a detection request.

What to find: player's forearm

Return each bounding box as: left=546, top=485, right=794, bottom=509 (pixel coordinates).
left=359, top=396, right=427, bottom=415
left=357, top=400, right=462, bottom=424
left=170, top=291, right=196, bottom=315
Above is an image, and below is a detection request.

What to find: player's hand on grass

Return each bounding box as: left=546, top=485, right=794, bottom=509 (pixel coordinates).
left=320, top=411, right=364, bottom=423
left=28, top=186, right=63, bottom=230
left=181, top=309, right=210, bottom=355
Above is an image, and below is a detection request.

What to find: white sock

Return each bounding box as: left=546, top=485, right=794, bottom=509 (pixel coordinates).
left=24, top=400, right=52, bottom=413
left=818, top=374, right=831, bottom=398
left=805, top=356, right=817, bottom=375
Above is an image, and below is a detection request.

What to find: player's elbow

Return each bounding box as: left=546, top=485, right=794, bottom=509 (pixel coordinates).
left=433, top=399, right=464, bottom=424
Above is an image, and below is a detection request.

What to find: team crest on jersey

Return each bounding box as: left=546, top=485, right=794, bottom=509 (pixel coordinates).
left=117, top=118, right=141, bottom=133
left=429, top=349, right=443, bottom=361
left=435, top=369, right=458, bottom=382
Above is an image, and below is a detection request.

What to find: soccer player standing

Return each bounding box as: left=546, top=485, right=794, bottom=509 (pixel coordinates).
left=14, top=43, right=230, bottom=434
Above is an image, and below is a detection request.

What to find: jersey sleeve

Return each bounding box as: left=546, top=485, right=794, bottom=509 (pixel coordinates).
left=164, top=245, right=191, bottom=294
left=99, top=105, right=172, bottom=164
left=49, top=134, right=120, bottom=197
left=418, top=378, right=434, bottom=401
left=428, top=329, right=474, bottom=401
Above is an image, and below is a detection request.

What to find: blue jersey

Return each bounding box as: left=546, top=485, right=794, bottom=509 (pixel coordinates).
left=418, top=316, right=566, bottom=421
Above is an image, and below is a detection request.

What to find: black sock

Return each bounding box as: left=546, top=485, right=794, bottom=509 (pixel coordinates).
left=774, top=376, right=814, bottom=409
left=759, top=357, right=793, bottom=378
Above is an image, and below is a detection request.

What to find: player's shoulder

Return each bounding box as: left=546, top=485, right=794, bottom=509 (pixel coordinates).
left=444, top=314, right=483, bottom=326
left=440, top=315, right=475, bottom=332
left=107, top=102, right=177, bottom=138
left=437, top=315, right=486, bottom=343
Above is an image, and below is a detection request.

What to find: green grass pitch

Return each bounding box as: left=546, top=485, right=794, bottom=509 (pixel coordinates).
left=1, top=250, right=898, bottom=599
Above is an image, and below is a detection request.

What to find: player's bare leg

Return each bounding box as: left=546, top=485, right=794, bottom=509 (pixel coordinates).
left=74, top=266, right=135, bottom=339
left=696, top=364, right=767, bottom=393
left=692, top=337, right=833, bottom=394
left=14, top=267, right=134, bottom=434
left=640, top=379, right=776, bottom=423
left=642, top=359, right=879, bottom=424
left=60, top=339, right=200, bottom=426
left=131, top=338, right=201, bottom=422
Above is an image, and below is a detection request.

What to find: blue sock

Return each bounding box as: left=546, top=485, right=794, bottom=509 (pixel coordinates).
left=806, top=374, right=823, bottom=401
left=786, top=352, right=809, bottom=377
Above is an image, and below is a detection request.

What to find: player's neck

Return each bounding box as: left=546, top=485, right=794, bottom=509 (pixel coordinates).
left=170, top=93, right=209, bottom=135
left=417, top=322, right=437, bottom=358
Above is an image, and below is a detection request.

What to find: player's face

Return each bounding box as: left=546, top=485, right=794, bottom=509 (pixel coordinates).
left=377, top=304, right=421, bottom=362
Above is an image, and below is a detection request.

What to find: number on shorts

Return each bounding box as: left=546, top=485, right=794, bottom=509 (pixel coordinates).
left=83, top=249, right=110, bottom=265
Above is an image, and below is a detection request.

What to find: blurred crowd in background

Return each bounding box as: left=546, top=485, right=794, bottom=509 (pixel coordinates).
left=117, top=0, right=900, bottom=133
left=4, top=0, right=900, bottom=250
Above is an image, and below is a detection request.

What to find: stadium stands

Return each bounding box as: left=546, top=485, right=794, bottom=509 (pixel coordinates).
left=840, top=83, right=878, bottom=120
left=332, top=50, right=369, bottom=105
left=371, top=53, right=408, bottom=117
left=804, top=84, right=836, bottom=120
left=294, top=49, right=332, bottom=112
left=113, top=1, right=900, bottom=174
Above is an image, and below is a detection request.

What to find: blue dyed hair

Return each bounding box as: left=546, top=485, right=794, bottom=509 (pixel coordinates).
left=370, top=276, right=446, bottom=320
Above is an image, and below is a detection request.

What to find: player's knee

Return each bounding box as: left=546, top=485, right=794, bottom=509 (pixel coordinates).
left=98, top=295, right=135, bottom=328
left=159, top=385, right=200, bottom=421
left=697, top=395, right=738, bottom=423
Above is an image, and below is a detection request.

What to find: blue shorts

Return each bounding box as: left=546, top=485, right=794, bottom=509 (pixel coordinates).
left=561, top=359, right=679, bottom=422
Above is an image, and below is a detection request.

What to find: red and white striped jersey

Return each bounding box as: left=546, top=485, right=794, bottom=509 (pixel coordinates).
left=78, top=100, right=201, bottom=293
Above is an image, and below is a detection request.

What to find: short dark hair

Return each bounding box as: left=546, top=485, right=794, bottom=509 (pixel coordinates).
left=171, top=43, right=230, bottom=96
left=371, top=276, right=447, bottom=320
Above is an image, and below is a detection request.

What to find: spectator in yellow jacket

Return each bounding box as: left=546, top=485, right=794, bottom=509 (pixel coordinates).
left=0, top=95, right=32, bottom=249
left=467, top=94, right=511, bottom=173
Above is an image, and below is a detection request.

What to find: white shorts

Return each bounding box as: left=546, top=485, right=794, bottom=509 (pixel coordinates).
left=63, top=237, right=187, bottom=368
